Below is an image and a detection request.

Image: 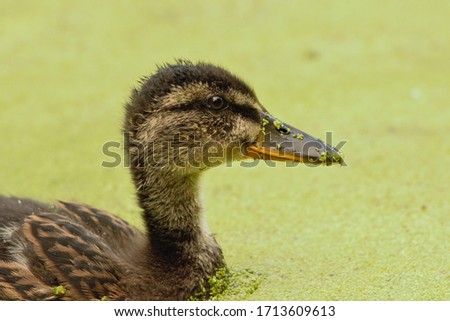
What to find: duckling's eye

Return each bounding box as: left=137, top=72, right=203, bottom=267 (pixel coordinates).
left=207, top=96, right=227, bottom=110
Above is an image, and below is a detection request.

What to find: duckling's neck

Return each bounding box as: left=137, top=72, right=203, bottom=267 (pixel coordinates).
left=137, top=168, right=223, bottom=269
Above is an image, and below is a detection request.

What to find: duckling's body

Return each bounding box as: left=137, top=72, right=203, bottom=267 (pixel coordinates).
left=0, top=61, right=342, bottom=300
left=0, top=196, right=221, bottom=300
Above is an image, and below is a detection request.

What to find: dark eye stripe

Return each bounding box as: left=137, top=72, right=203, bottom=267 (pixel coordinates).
left=229, top=104, right=261, bottom=124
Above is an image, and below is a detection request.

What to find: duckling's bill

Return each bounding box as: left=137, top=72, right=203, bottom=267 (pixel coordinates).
left=245, top=112, right=344, bottom=166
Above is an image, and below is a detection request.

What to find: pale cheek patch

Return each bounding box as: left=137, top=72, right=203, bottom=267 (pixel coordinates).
left=230, top=115, right=261, bottom=142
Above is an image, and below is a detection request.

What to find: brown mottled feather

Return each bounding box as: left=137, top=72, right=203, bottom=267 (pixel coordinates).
left=0, top=261, right=52, bottom=300
left=0, top=198, right=141, bottom=300
left=23, top=210, right=129, bottom=300
left=54, top=201, right=139, bottom=252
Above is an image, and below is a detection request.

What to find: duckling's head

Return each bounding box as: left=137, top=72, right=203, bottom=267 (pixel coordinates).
left=125, top=60, right=263, bottom=173
left=124, top=60, right=343, bottom=175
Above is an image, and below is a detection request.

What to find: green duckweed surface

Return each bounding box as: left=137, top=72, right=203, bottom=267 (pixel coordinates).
left=190, top=268, right=264, bottom=301
left=0, top=1, right=448, bottom=300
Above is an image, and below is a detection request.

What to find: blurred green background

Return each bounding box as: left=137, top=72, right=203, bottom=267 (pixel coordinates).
left=0, top=0, right=448, bottom=300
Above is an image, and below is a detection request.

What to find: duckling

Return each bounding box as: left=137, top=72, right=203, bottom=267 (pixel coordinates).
left=0, top=61, right=343, bottom=300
